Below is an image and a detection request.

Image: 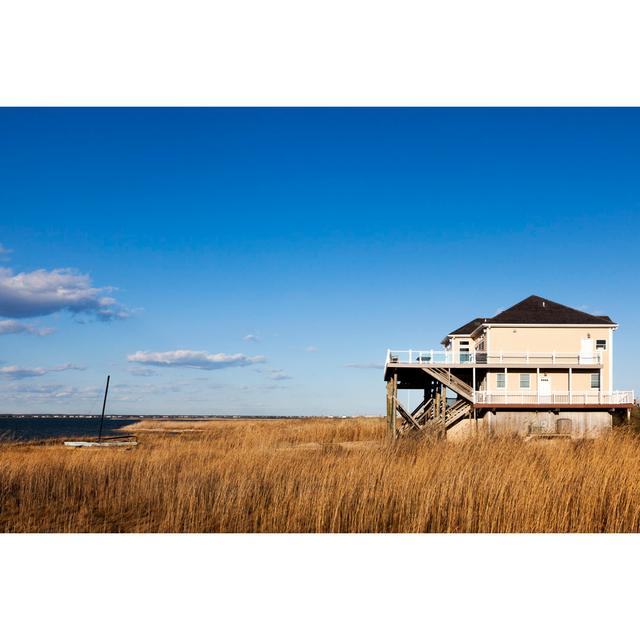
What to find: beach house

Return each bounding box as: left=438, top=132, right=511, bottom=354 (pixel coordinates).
left=384, top=295, right=634, bottom=438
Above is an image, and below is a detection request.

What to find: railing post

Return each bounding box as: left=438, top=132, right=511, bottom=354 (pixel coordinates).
left=569, top=367, right=572, bottom=404
left=409, top=349, right=412, bottom=364
left=599, top=376, right=602, bottom=404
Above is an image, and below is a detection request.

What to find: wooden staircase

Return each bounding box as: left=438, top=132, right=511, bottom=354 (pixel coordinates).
left=423, top=367, right=474, bottom=402
left=396, top=396, right=471, bottom=437
left=386, top=367, right=474, bottom=439
left=411, top=397, right=434, bottom=425
left=444, top=399, right=471, bottom=429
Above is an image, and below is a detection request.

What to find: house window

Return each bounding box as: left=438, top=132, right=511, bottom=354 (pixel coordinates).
left=458, top=341, right=471, bottom=363
left=496, top=372, right=506, bottom=389
left=591, top=372, right=600, bottom=389
left=596, top=339, right=607, bottom=350
left=519, top=373, right=530, bottom=389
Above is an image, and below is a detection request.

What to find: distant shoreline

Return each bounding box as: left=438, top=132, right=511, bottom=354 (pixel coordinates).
left=0, top=414, right=381, bottom=420
left=0, top=415, right=382, bottom=442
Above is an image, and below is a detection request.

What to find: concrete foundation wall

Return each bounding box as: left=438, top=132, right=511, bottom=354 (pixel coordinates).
left=447, top=418, right=478, bottom=441
left=447, top=410, right=613, bottom=440
left=487, top=410, right=611, bottom=438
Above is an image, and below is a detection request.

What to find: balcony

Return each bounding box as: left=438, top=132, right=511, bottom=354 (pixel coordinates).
left=386, top=349, right=604, bottom=367
left=473, top=390, right=634, bottom=406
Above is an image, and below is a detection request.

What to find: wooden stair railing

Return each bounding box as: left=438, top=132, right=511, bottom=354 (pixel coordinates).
left=412, top=397, right=434, bottom=425
left=444, top=399, right=472, bottom=429
left=422, top=367, right=474, bottom=402
left=394, top=393, right=472, bottom=438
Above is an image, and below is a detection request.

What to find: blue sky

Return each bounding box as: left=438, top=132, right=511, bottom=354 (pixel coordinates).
left=0, top=108, right=639, bottom=415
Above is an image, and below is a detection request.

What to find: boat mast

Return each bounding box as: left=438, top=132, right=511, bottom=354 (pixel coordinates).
left=97, top=375, right=111, bottom=442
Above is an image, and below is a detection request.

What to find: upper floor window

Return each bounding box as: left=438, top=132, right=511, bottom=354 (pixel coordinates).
left=596, top=339, right=607, bottom=350
left=519, top=373, right=530, bottom=389
left=496, top=372, right=506, bottom=389
left=591, top=372, right=600, bottom=389
left=458, top=340, right=471, bottom=362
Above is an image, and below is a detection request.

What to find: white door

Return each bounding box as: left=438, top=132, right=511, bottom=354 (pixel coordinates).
left=580, top=338, right=594, bottom=364
left=538, top=375, right=551, bottom=399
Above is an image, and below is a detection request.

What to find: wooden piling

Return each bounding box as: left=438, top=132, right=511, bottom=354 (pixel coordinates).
left=386, top=374, right=398, bottom=438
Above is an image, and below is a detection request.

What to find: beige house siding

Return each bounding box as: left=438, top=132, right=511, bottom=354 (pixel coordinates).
left=484, top=325, right=611, bottom=353
left=484, top=370, right=602, bottom=393
left=482, top=325, right=613, bottom=392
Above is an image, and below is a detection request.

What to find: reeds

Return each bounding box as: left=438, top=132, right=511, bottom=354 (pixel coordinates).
left=1, top=417, right=640, bottom=533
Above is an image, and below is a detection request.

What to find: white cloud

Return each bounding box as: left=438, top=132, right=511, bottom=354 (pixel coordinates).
left=127, top=349, right=266, bottom=370
left=0, top=319, right=56, bottom=336
left=0, top=266, right=130, bottom=321
left=343, top=362, right=384, bottom=370
left=305, top=345, right=318, bottom=352
left=0, top=362, right=85, bottom=380
left=129, top=367, right=158, bottom=377
left=267, top=368, right=292, bottom=381
left=0, top=244, right=12, bottom=261
left=243, top=334, right=261, bottom=342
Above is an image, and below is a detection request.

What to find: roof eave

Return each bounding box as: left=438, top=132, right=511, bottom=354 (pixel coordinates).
left=470, top=324, right=488, bottom=338
left=482, top=322, right=619, bottom=329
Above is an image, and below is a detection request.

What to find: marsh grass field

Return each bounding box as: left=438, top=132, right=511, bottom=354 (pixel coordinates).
left=1, top=412, right=640, bottom=533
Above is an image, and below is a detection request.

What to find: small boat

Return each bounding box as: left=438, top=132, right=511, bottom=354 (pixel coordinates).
left=62, top=375, right=138, bottom=448
left=64, top=440, right=137, bottom=448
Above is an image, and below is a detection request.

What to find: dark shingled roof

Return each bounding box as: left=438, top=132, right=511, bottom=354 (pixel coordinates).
left=489, top=295, right=615, bottom=325
left=448, top=317, right=485, bottom=336
left=443, top=296, right=615, bottom=343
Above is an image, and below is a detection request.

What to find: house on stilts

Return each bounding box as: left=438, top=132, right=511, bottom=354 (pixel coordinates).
left=384, top=295, right=634, bottom=439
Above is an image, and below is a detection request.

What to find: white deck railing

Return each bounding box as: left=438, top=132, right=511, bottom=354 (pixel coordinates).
left=386, top=349, right=604, bottom=366
left=473, top=390, right=634, bottom=405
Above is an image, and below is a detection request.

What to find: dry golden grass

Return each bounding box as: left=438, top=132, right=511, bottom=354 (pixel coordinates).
left=1, top=415, right=640, bottom=533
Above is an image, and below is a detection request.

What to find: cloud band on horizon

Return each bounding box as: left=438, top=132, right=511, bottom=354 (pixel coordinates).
left=0, top=363, right=85, bottom=380
left=127, top=349, right=266, bottom=370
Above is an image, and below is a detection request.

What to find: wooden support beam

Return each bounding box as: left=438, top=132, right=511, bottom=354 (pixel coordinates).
left=395, top=399, right=422, bottom=432
left=386, top=379, right=393, bottom=435
left=391, top=373, right=397, bottom=437
left=441, top=384, right=447, bottom=438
